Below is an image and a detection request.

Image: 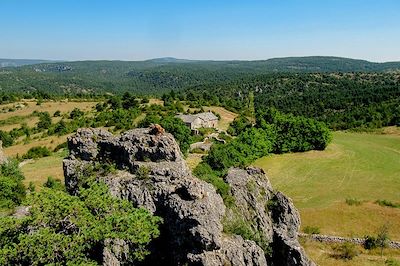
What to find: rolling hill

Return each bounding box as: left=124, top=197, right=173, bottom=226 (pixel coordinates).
left=0, top=56, right=399, bottom=95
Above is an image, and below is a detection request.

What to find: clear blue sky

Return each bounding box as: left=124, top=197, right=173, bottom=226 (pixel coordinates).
left=1, top=0, right=399, bottom=61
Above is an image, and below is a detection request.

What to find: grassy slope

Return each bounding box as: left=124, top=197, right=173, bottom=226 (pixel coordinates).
left=20, top=150, right=65, bottom=189
left=253, top=130, right=400, bottom=240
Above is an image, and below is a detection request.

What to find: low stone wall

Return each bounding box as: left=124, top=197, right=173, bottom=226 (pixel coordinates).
left=299, top=233, right=400, bottom=249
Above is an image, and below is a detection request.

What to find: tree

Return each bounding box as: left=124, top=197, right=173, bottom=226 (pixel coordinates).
left=376, top=224, right=390, bottom=257
left=160, top=116, right=192, bottom=154
left=37, top=112, right=52, bottom=130
left=0, top=131, right=14, bottom=147
left=0, top=182, right=161, bottom=265
left=69, top=108, right=84, bottom=119
left=0, top=160, right=25, bottom=209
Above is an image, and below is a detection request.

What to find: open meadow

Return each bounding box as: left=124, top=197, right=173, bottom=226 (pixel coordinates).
left=254, top=128, right=400, bottom=241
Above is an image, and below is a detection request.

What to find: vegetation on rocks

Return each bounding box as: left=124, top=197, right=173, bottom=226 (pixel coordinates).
left=0, top=180, right=161, bottom=265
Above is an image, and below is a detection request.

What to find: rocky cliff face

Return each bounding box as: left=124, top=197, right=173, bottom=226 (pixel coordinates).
left=64, top=126, right=314, bottom=266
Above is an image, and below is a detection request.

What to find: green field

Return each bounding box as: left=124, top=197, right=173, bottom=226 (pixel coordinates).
left=254, top=130, right=400, bottom=240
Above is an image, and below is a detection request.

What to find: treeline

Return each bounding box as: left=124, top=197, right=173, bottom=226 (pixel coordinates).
left=180, top=72, right=400, bottom=130
left=3, top=56, right=400, bottom=96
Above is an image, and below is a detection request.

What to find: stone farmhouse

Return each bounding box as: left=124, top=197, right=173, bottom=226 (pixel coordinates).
left=176, top=111, right=218, bottom=130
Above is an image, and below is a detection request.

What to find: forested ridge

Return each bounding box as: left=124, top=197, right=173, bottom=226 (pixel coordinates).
left=1, top=56, right=400, bottom=95
left=181, top=72, right=400, bottom=130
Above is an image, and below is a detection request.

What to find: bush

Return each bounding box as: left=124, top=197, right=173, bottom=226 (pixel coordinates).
left=0, top=182, right=161, bottom=265
left=303, top=226, right=320, bottom=235
left=193, top=162, right=232, bottom=205
left=43, top=176, right=63, bottom=190
left=53, top=142, right=67, bottom=152
left=364, top=235, right=378, bottom=250
left=375, top=199, right=400, bottom=208
left=345, top=198, right=362, bottom=206
left=331, top=242, right=359, bottom=260
left=0, top=160, right=25, bottom=209
left=0, top=130, right=14, bottom=147
left=36, top=112, right=52, bottom=130
left=69, top=108, right=84, bottom=119
left=53, top=110, right=61, bottom=117
left=22, top=146, right=51, bottom=160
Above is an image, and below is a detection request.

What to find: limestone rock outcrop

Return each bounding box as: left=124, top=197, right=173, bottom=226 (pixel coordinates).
left=0, top=140, right=7, bottom=165
left=63, top=126, right=314, bottom=266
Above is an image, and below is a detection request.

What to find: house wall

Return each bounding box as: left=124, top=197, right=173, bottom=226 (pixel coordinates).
left=199, top=119, right=218, bottom=128
left=191, top=118, right=203, bottom=129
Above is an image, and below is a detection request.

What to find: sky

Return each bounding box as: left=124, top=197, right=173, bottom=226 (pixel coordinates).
left=0, top=0, right=399, bottom=62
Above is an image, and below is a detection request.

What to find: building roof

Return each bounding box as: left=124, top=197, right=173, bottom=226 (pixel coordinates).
left=176, top=114, right=200, bottom=124
left=176, top=111, right=218, bottom=125
left=195, top=112, right=218, bottom=122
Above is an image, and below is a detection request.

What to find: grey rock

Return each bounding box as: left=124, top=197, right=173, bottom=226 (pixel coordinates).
left=224, top=167, right=315, bottom=266
left=64, top=126, right=313, bottom=266
left=0, top=140, right=7, bottom=165
left=188, top=235, right=268, bottom=266
left=103, top=239, right=129, bottom=266
left=270, top=192, right=316, bottom=266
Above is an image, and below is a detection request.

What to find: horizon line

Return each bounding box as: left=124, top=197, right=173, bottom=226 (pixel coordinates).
left=1, top=55, right=400, bottom=64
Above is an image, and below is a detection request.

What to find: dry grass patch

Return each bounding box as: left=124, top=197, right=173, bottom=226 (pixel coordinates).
left=301, top=238, right=400, bottom=266
left=203, top=106, right=238, bottom=131
left=0, top=100, right=97, bottom=121
left=21, top=152, right=65, bottom=189
left=4, top=135, right=70, bottom=157
left=186, top=153, right=203, bottom=170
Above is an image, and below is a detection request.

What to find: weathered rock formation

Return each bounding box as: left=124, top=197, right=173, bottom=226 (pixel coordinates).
left=64, top=126, right=314, bottom=266
left=0, top=140, right=7, bottom=165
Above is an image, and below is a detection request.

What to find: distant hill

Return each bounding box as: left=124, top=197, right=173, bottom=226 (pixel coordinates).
left=0, top=56, right=399, bottom=95
left=0, top=59, right=58, bottom=68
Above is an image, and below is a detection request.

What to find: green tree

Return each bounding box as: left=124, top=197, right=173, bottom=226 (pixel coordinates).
left=0, top=182, right=161, bottom=265
left=0, top=160, right=26, bottom=209
left=37, top=112, right=52, bottom=130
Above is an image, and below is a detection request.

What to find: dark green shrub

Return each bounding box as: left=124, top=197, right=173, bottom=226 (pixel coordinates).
left=364, top=235, right=378, bottom=250
left=0, top=130, right=14, bottom=147
left=53, top=110, right=61, bottom=117
left=53, top=142, right=67, bottom=152
left=0, top=182, right=161, bottom=265
left=345, top=198, right=362, bottom=206
left=0, top=160, right=25, bottom=209
left=69, top=108, right=84, bottom=119
left=375, top=199, right=400, bottom=208
left=22, top=146, right=51, bottom=160
left=43, top=176, right=64, bottom=190
left=37, top=112, right=52, bottom=130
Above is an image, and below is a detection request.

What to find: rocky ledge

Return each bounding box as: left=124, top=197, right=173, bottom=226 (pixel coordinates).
left=63, top=126, right=315, bottom=266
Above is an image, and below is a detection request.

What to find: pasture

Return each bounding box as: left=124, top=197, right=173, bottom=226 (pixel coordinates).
left=254, top=129, right=400, bottom=240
